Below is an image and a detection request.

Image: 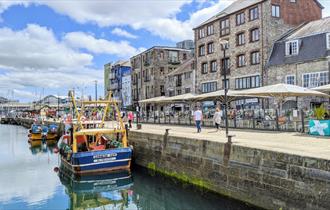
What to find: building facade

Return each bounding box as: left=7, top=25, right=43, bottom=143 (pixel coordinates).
left=104, top=62, right=112, bottom=97
left=130, top=45, right=193, bottom=110
left=267, top=17, right=330, bottom=109
left=165, top=58, right=196, bottom=97
left=193, top=0, right=322, bottom=107
left=106, top=61, right=132, bottom=106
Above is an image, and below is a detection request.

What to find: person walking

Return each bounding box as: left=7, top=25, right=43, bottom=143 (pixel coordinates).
left=128, top=111, right=134, bottom=128
left=194, top=107, right=203, bottom=133
left=213, top=108, right=222, bottom=131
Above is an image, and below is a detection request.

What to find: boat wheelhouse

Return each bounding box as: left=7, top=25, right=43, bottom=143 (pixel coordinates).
left=59, top=91, right=132, bottom=174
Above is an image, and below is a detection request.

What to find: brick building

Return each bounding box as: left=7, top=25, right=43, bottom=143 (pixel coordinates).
left=193, top=0, right=323, bottom=107
left=130, top=45, right=193, bottom=111
left=267, top=17, right=330, bottom=109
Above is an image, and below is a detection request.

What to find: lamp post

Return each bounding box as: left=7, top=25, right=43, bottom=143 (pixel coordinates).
left=219, top=39, right=229, bottom=137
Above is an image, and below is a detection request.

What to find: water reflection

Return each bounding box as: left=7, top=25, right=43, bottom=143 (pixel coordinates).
left=0, top=125, right=256, bottom=210
left=59, top=167, right=135, bottom=209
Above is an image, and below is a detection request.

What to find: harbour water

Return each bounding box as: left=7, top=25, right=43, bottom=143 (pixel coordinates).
left=0, top=124, right=256, bottom=210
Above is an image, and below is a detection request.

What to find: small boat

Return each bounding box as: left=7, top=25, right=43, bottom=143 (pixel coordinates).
left=58, top=91, right=133, bottom=174
left=28, top=123, right=58, bottom=143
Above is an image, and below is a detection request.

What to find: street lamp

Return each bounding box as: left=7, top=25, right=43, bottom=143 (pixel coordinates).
left=219, top=39, right=229, bottom=137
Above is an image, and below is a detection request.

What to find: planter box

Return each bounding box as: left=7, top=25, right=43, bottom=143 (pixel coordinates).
left=309, top=120, right=330, bottom=136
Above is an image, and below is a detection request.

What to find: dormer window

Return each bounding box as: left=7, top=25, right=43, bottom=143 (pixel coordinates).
left=285, top=40, right=299, bottom=56
left=327, top=33, right=330, bottom=50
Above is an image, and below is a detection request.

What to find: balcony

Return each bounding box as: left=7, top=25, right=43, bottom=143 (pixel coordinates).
left=176, top=80, right=182, bottom=87
left=168, top=57, right=180, bottom=64
left=144, top=77, right=151, bottom=82
left=144, top=60, right=151, bottom=66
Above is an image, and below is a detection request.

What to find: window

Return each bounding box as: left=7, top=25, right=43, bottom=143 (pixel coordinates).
left=160, top=67, right=164, bottom=74
left=210, top=60, right=217, bottom=72
left=169, top=90, right=175, bottom=97
left=250, top=28, right=260, bottom=42
left=303, top=72, right=329, bottom=88
left=220, top=18, right=230, bottom=36
left=184, top=72, right=191, bottom=79
left=198, top=28, right=205, bottom=39
left=237, top=32, right=245, bottom=46
left=286, top=75, right=295, bottom=85
left=249, top=7, right=259, bottom=21
left=327, top=33, right=330, bottom=49
left=236, top=12, right=245, bottom=26
left=222, top=79, right=229, bottom=89
left=272, top=5, right=280, bottom=17
left=221, top=58, right=230, bottom=75
left=207, top=25, right=214, bottom=36
left=237, top=54, right=246, bottom=67
left=183, top=53, right=187, bottom=60
left=185, top=88, right=191, bottom=93
left=235, top=75, right=260, bottom=90
left=251, top=51, right=260, bottom=65
left=160, top=85, right=165, bottom=96
left=177, top=90, right=182, bottom=95
left=199, top=45, right=205, bottom=56
left=286, top=40, right=299, bottom=56
left=201, top=63, right=208, bottom=74
left=202, top=82, right=217, bottom=93
left=207, top=42, right=214, bottom=54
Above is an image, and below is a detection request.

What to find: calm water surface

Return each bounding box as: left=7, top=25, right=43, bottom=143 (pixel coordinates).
left=0, top=124, right=256, bottom=210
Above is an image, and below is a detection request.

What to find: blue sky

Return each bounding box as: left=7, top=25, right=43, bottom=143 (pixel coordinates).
left=0, top=0, right=329, bottom=102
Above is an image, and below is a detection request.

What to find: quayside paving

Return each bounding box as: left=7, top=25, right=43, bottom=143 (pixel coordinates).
left=131, top=124, right=330, bottom=160
left=128, top=124, right=330, bottom=210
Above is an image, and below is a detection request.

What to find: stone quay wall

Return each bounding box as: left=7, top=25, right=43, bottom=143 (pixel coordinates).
left=128, top=130, right=330, bottom=210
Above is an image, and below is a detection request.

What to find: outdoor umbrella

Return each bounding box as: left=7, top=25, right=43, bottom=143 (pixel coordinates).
left=312, top=84, right=330, bottom=92
left=138, top=96, right=167, bottom=104
left=193, top=89, right=252, bottom=102
left=235, top=83, right=329, bottom=110
left=159, top=93, right=197, bottom=103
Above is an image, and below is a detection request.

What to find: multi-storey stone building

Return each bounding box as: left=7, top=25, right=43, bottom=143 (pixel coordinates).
left=166, top=58, right=196, bottom=97
left=130, top=45, right=193, bottom=110
left=193, top=0, right=323, bottom=107
left=267, top=17, right=330, bottom=109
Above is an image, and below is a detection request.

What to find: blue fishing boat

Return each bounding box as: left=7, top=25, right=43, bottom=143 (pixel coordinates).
left=58, top=91, right=133, bottom=174
left=28, top=123, right=58, bottom=144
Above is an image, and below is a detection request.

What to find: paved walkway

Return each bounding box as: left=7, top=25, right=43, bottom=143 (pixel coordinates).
left=131, top=123, right=330, bottom=160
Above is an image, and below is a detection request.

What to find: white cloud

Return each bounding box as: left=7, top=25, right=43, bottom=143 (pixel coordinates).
left=0, top=24, right=93, bottom=70
left=0, top=0, right=235, bottom=41
left=63, top=32, right=145, bottom=57
left=111, top=27, right=138, bottom=39
left=0, top=24, right=135, bottom=101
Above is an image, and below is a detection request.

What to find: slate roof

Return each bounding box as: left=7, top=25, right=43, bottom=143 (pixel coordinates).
left=168, top=58, right=194, bottom=76
left=267, top=32, right=330, bottom=67
left=285, top=17, right=330, bottom=40
left=194, top=0, right=323, bottom=29
left=195, top=0, right=264, bottom=29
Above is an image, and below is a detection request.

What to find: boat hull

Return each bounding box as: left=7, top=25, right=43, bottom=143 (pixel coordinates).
left=61, top=147, right=132, bottom=174
left=29, top=133, right=57, bottom=141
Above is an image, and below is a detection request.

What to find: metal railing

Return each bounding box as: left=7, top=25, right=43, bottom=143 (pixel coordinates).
left=133, top=109, right=310, bottom=133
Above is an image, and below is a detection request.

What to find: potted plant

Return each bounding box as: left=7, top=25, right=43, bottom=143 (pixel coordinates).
left=309, top=104, right=330, bottom=136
